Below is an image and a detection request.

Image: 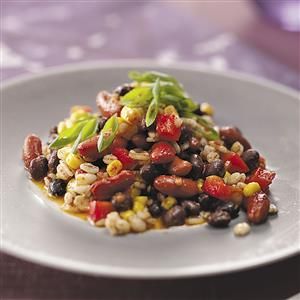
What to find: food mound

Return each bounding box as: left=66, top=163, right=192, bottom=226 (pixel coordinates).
left=22, top=71, right=277, bottom=236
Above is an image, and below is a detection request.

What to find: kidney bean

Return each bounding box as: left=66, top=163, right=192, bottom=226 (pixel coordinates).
left=241, top=149, right=260, bottom=172
left=150, top=142, right=176, bottom=164
left=132, top=133, right=151, bottom=150
left=78, top=136, right=127, bottom=161
left=204, top=159, right=225, bottom=178
left=96, top=91, right=121, bottom=118
left=181, top=200, right=201, bottom=216
left=208, top=210, right=231, bottom=227
left=219, top=126, right=251, bottom=150
left=48, top=150, right=59, bottom=173
left=28, top=155, right=48, bottom=181
left=23, top=134, right=42, bottom=169
left=91, top=170, right=135, bottom=200
left=247, top=192, right=270, bottom=224
left=154, top=175, right=198, bottom=198
left=189, top=154, right=205, bottom=179
left=168, top=156, right=192, bottom=176
left=162, top=205, right=186, bottom=227
left=140, top=164, right=161, bottom=183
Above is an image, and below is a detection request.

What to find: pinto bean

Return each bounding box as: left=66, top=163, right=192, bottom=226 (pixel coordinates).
left=150, top=142, right=176, bottom=164
left=247, top=192, right=270, bottom=224
left=132, top=133, right=151, bottom=150
left=23, top=134, right=42, bottom=169
left=91, top=170, right=135, bottom=200
left=168, top=156, right=192, bottom=176
left=219, top=126, right=251, bottom=150
left=78, top=136, right=127, bottom=162
left=96, top=91, right=121, bottom=118
left=29, top=155, right=48, bottom=181
left=154, top=175, right=198, bottom=198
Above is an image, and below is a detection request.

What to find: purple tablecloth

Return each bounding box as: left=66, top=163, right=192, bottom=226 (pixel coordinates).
left=1, top=2, right=299, bottom=299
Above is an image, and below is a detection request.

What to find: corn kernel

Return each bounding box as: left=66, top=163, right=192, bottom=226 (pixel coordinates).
left=134, top=196, right=148, bottom=205
left=117, top=118, right=138, bottom=140
left=223, top=171, right=231, bottom=184
left=130, top=187, right=141, bottom=198
left=120, top=106, right=143, bottom=124
left=66, top=153, right=84, bottom=170
left=133, top=201, right=145, bottom=213
left=200, top=102, right=214, bottom=116
left=57, top=146, right=72, bottom=161
left=57, top=121, right=66, bottom=134
left=197, top=179, right=204, bottom=192
left=162, top=196, right=177, bottom=210
left=120, top=210, right=135, bottom=221
left=70, top=110, right=90, bottom=122
left=153, top=218, right=163, bottom=229
left=107, top=160, right=123, bottom=177
left=243, top=182, right=261, bottom=197
left=164, top=105, right=179, bottom=116
left=71, top=105, right=91, bottom=113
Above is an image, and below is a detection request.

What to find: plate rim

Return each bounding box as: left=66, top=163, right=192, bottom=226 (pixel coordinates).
left=1, top=59, right=300, bottom=278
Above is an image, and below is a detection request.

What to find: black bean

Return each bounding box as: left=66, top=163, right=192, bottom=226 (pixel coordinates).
left=147, top=186, right=159, bottom=200
left=204, top=159, right=225, bottom=178
left=140, top=164, right=161, bottom=183
left=162, top=205, right=186, bottom=227
left=179, top=126, right=192, bottom=144
left=189, top=136, right=201, bottom=153
left=193, top=106, right=204, bottom=116
left=114, top=84, right=133, bottom=96
left=48, top=179, right=67, bottom=196
left=140, top=118, right=155, bottom=132
left=189, top=154, right=205, bottom=179
left=132, top=133, right=151, bottom=150
left=196, top=193, right=221, bottom=211
left=208, top=210, right=231, bottom=227
left=148, top=202, right=163, bottom=218
left=178, top=151, right=191, bottom=161
left=49, top=126, right=58, bottom=135
left=181, top=200, right=201, bottom=217
left=28, top=155, right=48, bottom=181
left=219, top=126, right=251, bottom=150
left=48, top=150, right=59, bottom=173
left=97, top=117, right=107, bottom=133
left=112, top=192, right=132, bottom=212
left=241, top=149, right=260, bottom=172
left=217, top=202, right=240, bottom=219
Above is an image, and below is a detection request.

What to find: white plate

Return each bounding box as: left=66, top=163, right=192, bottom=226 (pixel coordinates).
left=1, top=60, right=299, bottom=278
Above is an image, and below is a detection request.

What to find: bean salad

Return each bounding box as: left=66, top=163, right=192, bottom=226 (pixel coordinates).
left=22, top=71, right=277, bottom=236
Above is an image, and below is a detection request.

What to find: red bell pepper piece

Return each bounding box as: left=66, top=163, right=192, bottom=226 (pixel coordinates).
left=89, top=200, right=113, bottom=222
left=156, top=113, right=181, bottom=142
left=112, top=147, right=136, bottom=170
left=246, top=167, right=276, bottom=191
left=222, top=152, right=249, bottom=173
left=203, top=175, right=241, bottom=202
